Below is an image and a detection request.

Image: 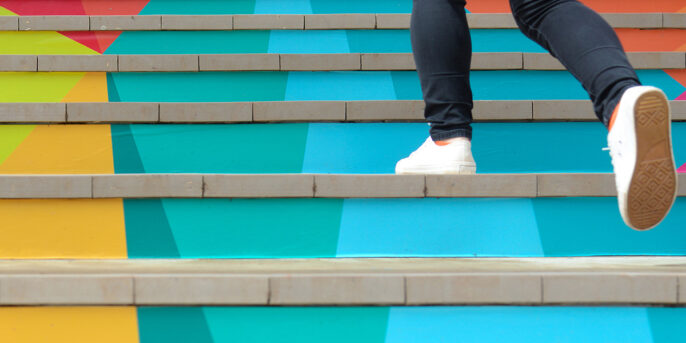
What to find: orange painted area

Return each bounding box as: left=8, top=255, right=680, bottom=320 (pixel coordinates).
left=0, top=199, right=127, bottom=259
left=0, top=307, right=138, bottom=343
left=0, top=125, right=114, bottom=174
left=466, top=0, right=686, bottom=13
left=665, top=69, right=686, bottom=88
left=616, top=29, right=686, bottom=52
left=62, top=72, right=108, bottom=102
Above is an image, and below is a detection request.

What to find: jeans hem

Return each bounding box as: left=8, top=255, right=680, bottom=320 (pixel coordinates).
left=430, top=128, right=472, bottom=141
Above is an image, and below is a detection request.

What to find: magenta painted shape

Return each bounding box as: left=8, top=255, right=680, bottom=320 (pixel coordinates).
left=677, top=92, right=686, bottom=101
left=678, top=163, right=686, bottom=174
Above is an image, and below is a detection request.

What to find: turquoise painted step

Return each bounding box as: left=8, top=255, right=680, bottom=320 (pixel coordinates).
left=106, top=70, right=685, bottom=102
left=140, top=0, right=411, bottom=15
left=124, top=197, right=686, bottom=258
left=111, top=123, right=686, bottom=174
left=137, top=306, right=686, bottom=343
left=104, top=30, right=546, bottom=54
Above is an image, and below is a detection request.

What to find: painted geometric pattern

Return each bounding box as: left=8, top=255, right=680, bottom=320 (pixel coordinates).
left=0, top=197, right=685, bottom=259
left=1, top=306, right=685, bottom=343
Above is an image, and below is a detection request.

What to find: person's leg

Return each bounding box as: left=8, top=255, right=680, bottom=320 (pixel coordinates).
left=509, top=0, right=640, bottom=126
left=411, top=0, right=473, bottom=141
left=508, top=0, right=676, bottom=231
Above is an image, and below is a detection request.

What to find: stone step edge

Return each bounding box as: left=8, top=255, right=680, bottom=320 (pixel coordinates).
left=0, top=257, right=684, bottom=305
left=0, top=173, right=684, bottom=199
left=2, top=52, right=683, bottom=72
left=3, top=100, right=686, bottom=123
left=4, top=13, right=685, bottom=31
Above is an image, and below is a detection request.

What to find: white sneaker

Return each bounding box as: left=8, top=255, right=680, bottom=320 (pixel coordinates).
left=395, top=137, right=476, bottom=174
left=607, top=85, right=678, bottom=231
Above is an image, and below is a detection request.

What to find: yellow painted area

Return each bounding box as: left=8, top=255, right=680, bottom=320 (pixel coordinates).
left=0, top=7, right=16, bottom=16
left=0, top=199, right=127, bottom=259
left=0, top=125, right=34, bottom=164
left=0, top=31, right=97, bottom=55
left=0, top=125, right=114, bottom=174
left=0, top=307, right=138, bottom=343
left=0, top=72, right=86, bottom=102
left=62, top=72, right=109, bottom=102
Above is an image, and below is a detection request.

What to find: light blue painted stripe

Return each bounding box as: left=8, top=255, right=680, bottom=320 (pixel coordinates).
left=285, top=71, right=396, bottom=101
left=337, top=198, right=543, bottom=257
left=255, top=0, right=312, bottom=14
left=302, top=123, right=613, bottom=174
left=386, top=307, right=653, bottom=343
left=268, top=30, right=350, bottom=54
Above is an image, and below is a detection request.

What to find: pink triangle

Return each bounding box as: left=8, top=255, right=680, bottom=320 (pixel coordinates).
left=678, top=163, right=686, bottom=174
left=677, top=92, right=686, bottom=101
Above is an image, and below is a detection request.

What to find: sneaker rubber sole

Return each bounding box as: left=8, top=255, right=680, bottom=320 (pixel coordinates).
left=626, top=90, right=677, bottom=230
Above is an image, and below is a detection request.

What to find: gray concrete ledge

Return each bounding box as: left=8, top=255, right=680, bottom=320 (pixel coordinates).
left=5, top=13, right=681, bottom=31
left=0, top=173, right=683, bottom=199
left=0, top=257, right=684, bottom=305
left=1, top=52, right=681, bottom=72
left=0, top=100, right=684, bottom=124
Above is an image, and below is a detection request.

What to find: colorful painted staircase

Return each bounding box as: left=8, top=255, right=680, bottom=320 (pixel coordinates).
left=0, top=0, right=686, bottom=342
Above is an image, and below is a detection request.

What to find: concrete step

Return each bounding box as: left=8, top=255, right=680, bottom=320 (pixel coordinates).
left=0, top=173, right=684, bottom=199
left=5, top=13, right=685, bottom=31
left=2, top=100, right=686, bottom=123
left=1, top=52, right=683, bottom=72
left=0, top=257, right=683, bottom=305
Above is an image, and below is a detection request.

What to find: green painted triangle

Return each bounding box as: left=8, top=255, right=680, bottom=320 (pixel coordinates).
left=0, top=125, right=35, bottom=165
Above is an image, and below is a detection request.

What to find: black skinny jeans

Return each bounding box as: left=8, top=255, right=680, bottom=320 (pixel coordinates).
left=412, top=0, right=641, bottom=140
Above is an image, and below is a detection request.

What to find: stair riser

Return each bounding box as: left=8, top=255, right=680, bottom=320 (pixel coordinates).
left=1, top=306, right=685, bottom=343
left=1, top=123, right=684, bottom=174
left=1, top=197, right=685, bottom=258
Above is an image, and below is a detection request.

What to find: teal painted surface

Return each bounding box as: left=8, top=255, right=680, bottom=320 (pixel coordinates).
left=255, top=0, right=312, bottom=14
left=204, top=307, right=389, bottom=343
left=104, top=29, right=551, bottom=55
left=121, top=197, right=686, bottom=258
left=391, top=71, right=423, bottom=100
left=106, top=31, right=271, bottom=55
left=140, top=0, right=256, bottom=14
left=128, top=124, right=308, bottom=173
left=138, top=307, right=213, bottom=343
left=111, top=125, right=144, bottom=173
left=310, top=0, right=410, bottom=13
left=106, top=70, right=684, bottom=102
left=161, top=198, right=343, bottom=258
left=337, top=198, right=543, bottom=257
left=108, top=72, right=288, bottom=102
left=111, top=123, right=686, bottom=174
left=637, top=70, right=686, bottom=99
left=347, top=30, right=411, bottom=53
left=386, top=307, right=653, bottom=343
left=105, top=73, right=120, bottom=101
left=285, top=71, right=397, bottom=101
left=301, top=123, right=613, bottom=174
left=535, top=197, right=686, bottom=256
left=269, top=30, right=351, bottom=54
left=124, top=199, right=179, bottom=258
left=647, top=308, right=686, bottom=343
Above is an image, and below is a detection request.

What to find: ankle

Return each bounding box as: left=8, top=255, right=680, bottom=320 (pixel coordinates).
left=434, top=137, right=471, bottom=146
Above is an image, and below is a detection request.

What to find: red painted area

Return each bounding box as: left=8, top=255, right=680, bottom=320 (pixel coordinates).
left=665, top=70, right=686, bottom=89
left=616, top=29, right=686, bottom=52
left=0, top=0, right=85, bottom=15
left=0, top=0, right=148, bottom=15
left=81, top=0, right=149, bottom=15
left=59, top=31, right=101, bottom=53
left=466, top=0, right=686, bottom=13
left=94, top=31, right=122, bottom=53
